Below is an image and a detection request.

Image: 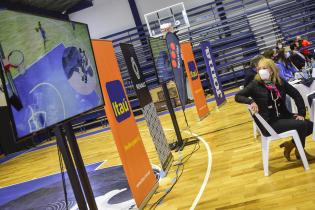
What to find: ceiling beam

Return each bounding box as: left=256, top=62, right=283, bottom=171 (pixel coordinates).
left=66, top=0, right=93, bottom=14
left=0, top=1, right=69, bottom=20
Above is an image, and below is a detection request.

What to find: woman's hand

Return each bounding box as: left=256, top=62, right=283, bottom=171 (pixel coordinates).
left=294, top=115, right=305, bottom=121
left=250, top=102, right=259, bottom=113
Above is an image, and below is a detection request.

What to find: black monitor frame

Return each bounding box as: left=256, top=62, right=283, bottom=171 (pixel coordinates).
left=0, top=9, right=104, bottom=141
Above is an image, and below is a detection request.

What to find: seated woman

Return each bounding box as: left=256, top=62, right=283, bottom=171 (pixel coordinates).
left=275, top=49, right=297, bottom=81
left=235, top=58, right=314, bottom=160
left=288, top=43, right=306, bottom=71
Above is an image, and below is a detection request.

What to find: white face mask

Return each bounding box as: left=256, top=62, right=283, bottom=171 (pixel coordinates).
left=259, top=69, right=270, bottom=80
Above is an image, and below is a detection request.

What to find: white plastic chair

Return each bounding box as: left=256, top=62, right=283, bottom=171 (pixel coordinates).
left=249, top=108, right=310, bottom=176
left=249, top=107, right=258, bottom=139
left=292, top=81, right=315, bottom=112
left=253, top=121, right=258, bottom=139
left=247, top=100, right=260, bottom=139
left=306, top=92, right=315, bottom=123
left=252, top=120, right=261, bottom=139
left=311, top=98, right=315, bottom=140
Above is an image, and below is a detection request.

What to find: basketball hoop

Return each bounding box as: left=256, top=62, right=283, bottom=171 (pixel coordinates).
left=144, top=2, right=190, bottom=38
left=8, top=50, right=25, bottom=75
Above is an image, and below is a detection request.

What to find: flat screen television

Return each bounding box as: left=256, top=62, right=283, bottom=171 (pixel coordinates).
left=0, top=9, right=104, bottom=139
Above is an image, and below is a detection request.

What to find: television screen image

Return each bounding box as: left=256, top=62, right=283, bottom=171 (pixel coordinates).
left=0, top=9, right=104, bottom=139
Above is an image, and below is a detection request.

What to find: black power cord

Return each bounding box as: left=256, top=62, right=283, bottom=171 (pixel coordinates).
left=57, top=146, right=69, bottom=210
left=148, top=137, right=200, bottom=210
left=149, top=163, right=184, bottom=210
left=149, top=105, right=201, bottom=209
left=179, top=140, right=200, bottom=165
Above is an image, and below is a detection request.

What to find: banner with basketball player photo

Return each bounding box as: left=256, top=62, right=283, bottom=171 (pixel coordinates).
left=165, top=32, right=187, bottom=110
left=120, top=43, right=173, bottom=172
left=200, top=41, right=226, bottom=107
left=181, top=41, right=209, bottom=120
left=148, top=37, right=175, bottom=84
left=92, top=39, right=157, bottom=209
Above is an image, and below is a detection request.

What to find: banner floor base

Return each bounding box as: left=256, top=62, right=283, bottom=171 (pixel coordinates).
left=162, top=154, right=174, bottom=176
left=138, top=181, right=159, bottom=210
left=169, top=137, right=199, bottom=152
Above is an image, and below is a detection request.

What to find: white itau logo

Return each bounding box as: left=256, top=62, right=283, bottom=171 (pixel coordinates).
left=205, top=47, right=223, bottom=98
left=131, top=57, right=140, bottom=80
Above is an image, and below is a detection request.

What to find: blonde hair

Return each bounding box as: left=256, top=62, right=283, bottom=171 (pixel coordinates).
left=255, top=58, right=282, bottom=85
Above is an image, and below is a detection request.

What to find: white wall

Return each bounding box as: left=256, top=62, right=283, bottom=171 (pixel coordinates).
left=69, top=0, right=135, bottom=38
left=69, top=0, right=213, bottom=38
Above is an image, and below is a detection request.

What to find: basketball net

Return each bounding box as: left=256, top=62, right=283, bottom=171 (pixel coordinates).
left=160, top=23, right=175, bottom=38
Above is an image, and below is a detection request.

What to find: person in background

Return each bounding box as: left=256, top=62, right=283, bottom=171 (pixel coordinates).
left=275, top=49, right=297, bottom=81
left=288, top=43, right=306, bottom=71
left=296, top=36, right=312, bottom=60
left=235, top=58, right=314, bottom=161
left=276, top=40, right=284, bottom=51
left=244, top=55, right=264, bottom=87
left=263, top=49, right=276, bottom=60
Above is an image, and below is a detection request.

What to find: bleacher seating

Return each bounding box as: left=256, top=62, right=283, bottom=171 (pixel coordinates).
left=72, top=0, right=315, bottom=131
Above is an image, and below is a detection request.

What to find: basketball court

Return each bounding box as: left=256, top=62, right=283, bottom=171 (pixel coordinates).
left=1, top=92, right=315, bottom=209
left=1, top=0, right=315, bottom=209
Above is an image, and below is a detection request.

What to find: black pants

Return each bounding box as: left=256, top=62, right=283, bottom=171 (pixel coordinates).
left=270, top=118, right=313, bottom=148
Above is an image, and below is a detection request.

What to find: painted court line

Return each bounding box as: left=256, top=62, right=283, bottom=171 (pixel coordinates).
left=164, top=128, right=212, bottom=209
left=0, top=161, right=104, bottom=189
left=187, top=132, right=212, bottom=210
left=95, top=160, right=108, bottom=170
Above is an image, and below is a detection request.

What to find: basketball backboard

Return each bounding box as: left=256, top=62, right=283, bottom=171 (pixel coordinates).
left=144, top=2, right=190, bottom=38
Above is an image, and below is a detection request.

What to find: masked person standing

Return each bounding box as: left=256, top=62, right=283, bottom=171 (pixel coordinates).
left=235, top=58, right=314, bottom=161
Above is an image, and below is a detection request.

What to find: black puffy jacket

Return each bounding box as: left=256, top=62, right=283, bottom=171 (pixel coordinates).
left=235, top=79, right=305, bottom=123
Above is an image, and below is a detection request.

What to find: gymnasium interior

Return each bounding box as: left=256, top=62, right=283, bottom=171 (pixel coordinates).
left=0, top=0, right=315, bottom=209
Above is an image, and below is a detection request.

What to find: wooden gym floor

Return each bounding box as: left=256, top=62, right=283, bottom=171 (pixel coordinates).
left=1, top=91, right=315, bottom=209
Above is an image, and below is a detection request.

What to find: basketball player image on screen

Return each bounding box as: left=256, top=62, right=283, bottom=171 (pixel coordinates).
left=62, top=46, right=96, bottom=95
left=35, top=21, right=47, bottom=49
left=0, top=9, right=104, bottom=139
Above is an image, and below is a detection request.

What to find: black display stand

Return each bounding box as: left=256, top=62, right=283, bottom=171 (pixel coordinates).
left=161, top=83, right=186, bottom=151
left=0, top=106, right=34, bottom=155
left=53, top=122, right=98, bottom=210
left=0, top=106, right=16, bottom=154
left=162, top=83, right=198, bottom=152
left=161, top=83, right=200, bottom=151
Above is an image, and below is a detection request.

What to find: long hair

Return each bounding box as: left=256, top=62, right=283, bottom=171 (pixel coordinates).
left=276, top=49, right=291, bottom=69
left=250, top=55, right=264, bottom=68
left=255, top=58, right=282, bottom=85
left=262, top=49, right=275, bottom=59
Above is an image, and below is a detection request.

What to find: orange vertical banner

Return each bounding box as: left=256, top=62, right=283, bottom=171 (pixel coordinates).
left=181, top=41, right=209, bottom=120
left=92, top=39, right=157, bottom=209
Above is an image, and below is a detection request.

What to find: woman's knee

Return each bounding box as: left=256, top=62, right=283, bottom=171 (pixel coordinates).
left=304, top=120, right=313, bottom=135
left=294, top=120, right=306, bottom=129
